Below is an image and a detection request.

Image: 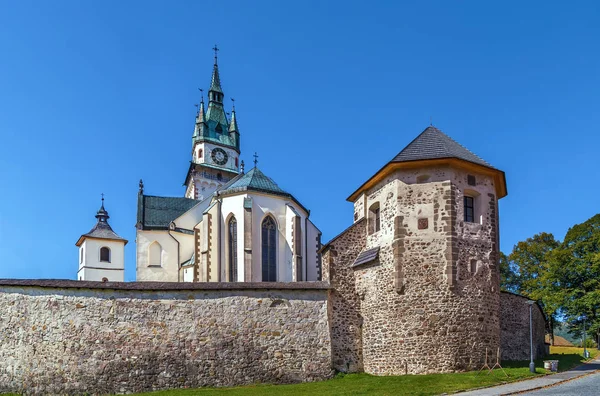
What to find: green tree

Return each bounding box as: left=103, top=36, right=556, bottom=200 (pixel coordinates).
left=545, top=214, right=600, bottom=348
left=508, top=232, right=560, bottom=340
left=499, top=251, right=520, bottom=293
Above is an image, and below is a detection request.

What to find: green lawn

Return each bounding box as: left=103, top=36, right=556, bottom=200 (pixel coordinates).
left=2, top=347, right=596, bottom=396
left=135, top=347, right=598, bottom=396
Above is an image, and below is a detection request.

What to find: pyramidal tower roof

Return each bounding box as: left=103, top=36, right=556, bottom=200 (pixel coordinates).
left=391, top=126, right=494, bottom=168
left=347, top=125, right=507, bottom=201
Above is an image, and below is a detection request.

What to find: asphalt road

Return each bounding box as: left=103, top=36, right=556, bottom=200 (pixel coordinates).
left=522, top=371, right=600, bottom=395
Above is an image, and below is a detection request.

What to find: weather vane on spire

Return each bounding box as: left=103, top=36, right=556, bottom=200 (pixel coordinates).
left=212, top=44, right=219, bottom=63
left=253, top=152, right=259, bottom=167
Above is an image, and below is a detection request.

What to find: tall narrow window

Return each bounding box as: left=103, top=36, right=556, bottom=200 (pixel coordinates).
left=261, top=216, right=277, bottom=282
left=149, top=242, right=162, bottom=267
left=464, top=196, right=474, bottom=223
left=228, top=217, right=238, bottom=282
left=198, top=149, right=203, bottom=159
left=368, top=202, right=381, bottom=234
left=100, top=247, right=110, bottom=262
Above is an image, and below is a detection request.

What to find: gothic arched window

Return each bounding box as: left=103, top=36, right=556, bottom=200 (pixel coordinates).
left=228, top=216, right=238, bottom=282
left=100, top=247, right=110, bottom=263
left=261, top=216, right=277, bottom=282
left=149, top=242, right=162, bottom=267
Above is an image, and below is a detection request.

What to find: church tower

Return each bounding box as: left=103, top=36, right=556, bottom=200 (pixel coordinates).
left=184, top=47, right=241, bottom=201
left=76, top=197, right=127, bottom=282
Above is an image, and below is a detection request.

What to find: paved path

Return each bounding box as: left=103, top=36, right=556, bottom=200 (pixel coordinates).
left=522, top=370, right=600, bottom=395
left=458, top=359, right=600, bottom=396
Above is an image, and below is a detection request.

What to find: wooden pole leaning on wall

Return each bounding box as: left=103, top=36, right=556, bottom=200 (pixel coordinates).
left=477, top=348, right=492, bottom=375
left=489, top=347, right=508, bottom=377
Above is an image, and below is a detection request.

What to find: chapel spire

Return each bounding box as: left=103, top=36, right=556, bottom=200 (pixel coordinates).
left=95, top=194, right=109, bottom=223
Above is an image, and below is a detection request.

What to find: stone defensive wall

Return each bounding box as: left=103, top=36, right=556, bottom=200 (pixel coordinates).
left=0, top=279, right=332, bottom=395
left=500, top=291, right=548, bottom=361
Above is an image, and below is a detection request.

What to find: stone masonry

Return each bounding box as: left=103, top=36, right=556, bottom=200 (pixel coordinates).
left=323, top=167, right=507, bottom=375
left=500, top=291, right=547, bottom=361
left=0, top=280, right=332, bottom=395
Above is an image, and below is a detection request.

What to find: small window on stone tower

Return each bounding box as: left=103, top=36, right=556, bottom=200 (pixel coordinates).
left=464, top=196, right=475, bottom=223
left=368, top=202, right=381, bottom=234
left=216, top=124, right=223, bottom=133
left=467, top=175, right=476, bottom=186
left=100, top=247, right=111, bottom=263
left=235, top=157, right=238, bottom=167
left=198, top=149, right=203, bottom=159
left=417, top=174, right=430, bottom=184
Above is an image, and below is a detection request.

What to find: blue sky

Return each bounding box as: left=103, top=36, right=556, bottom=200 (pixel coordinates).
left=1, top=1, right=599, bottom=281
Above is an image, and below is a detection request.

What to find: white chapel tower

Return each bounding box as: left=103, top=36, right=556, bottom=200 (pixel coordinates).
left=76, top=197, right=127, bottom=282
left=184, top=46, right=241, bottom=201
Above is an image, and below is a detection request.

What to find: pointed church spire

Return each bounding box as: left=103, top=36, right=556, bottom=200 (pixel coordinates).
left=229, top=98, right=238, bottom=132
left=197, top=91, right=206, bottom=124
left=209, top=45, right=223, bottom=100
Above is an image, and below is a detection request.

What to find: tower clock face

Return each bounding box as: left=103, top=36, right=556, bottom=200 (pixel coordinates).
left=211, top=148, right=228, bottom=165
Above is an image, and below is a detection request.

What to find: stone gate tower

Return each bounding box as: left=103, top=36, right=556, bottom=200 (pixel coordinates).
left=322, top=126, right=507, bottom=374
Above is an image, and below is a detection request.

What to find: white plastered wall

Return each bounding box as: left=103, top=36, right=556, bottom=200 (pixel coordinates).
left=136, top=230, right=179, bottom=282
left=219, top=195, right=246, bottom=281
left=77, top=238, right=125, bottom=282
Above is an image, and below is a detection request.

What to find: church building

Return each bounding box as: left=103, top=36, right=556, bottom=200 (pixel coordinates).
left=135, top=50, right=322, bottom=282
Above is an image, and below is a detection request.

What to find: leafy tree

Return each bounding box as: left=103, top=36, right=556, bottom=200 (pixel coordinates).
left=499, top=251, right=520, bottom=293
left=508, top=232, right=560, bottom=341
left=544, top=214, right=600, bottom=348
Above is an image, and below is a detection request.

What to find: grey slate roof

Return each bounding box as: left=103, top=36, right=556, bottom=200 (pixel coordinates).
left=76, top=204, right=128, bottom=246
left=351, top=247, right=380, bottom=268
left=219, top=167, right=288, bottom=196
left=218, top=167, right=310, bottom=215
left=81, top=222, right=126, bottom=242
left=392, top=126, right=494, bottom=168
left=137, top=195, right=200, bottom=230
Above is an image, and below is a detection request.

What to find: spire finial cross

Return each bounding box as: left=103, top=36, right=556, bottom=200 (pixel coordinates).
left=212, top=45, right=219, bottom=63
left=199, top=88, right=204, bottom=104
left=253, top=152, right=259, bottom=167
left=101, top=193, right=104, bottom=202
left=231, top=97, right=235, bottom=111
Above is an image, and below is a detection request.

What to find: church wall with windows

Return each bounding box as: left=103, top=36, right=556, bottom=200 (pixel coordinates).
left=136, top=231, right=180, bottom=282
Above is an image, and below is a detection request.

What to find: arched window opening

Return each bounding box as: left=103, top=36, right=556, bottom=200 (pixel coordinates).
left=149, top=242, right=162, bottom=267
left=100, top=247, right=110, bottom=263
left=417, top=174, right=430, bottom=184
left=217, top=173, right=222, bottom=181
left=198, top=149, right=203, bottom=159
left=262, top=216, right=277, bottom=282
left=79, top=247, right=83, bottom=264
left=228, top=217, right=238, bottom=282
left=368, top=202, right=381, bottom=235
left=235, top=157, right=238, bottom=167
left=216, top=124, right=223, bottom=133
